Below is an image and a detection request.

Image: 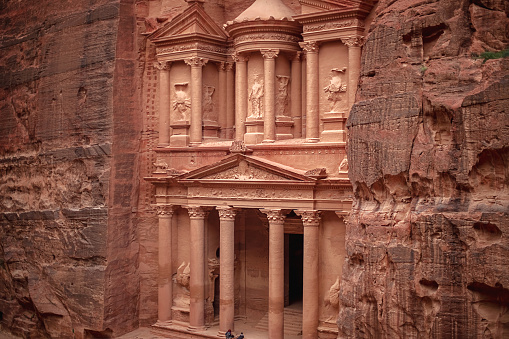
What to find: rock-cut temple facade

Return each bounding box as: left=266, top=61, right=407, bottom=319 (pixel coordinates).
left=145, top=0, right=375, bottom=338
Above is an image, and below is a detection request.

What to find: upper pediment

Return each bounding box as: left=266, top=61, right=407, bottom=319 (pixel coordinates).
left=180, top=154, right=316, bottom=182
left=149, top=2, right=228, bottom=42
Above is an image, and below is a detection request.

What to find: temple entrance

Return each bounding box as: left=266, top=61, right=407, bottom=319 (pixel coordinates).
left=287, top=233, right=303, bottom=306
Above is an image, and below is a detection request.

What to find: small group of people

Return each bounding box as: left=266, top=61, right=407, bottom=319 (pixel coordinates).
left=225, top=329, right=244, bottom=339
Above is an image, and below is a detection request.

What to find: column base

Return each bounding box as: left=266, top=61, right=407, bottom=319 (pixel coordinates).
left=244, top=118, right=264, bottom=145
left=170, top=121, right=190, bottom=147
left=262, top=139, right=275, bottom=143
left=187, top=325, right=207, bottom=332
left=305, top=138, right=319, bottom=143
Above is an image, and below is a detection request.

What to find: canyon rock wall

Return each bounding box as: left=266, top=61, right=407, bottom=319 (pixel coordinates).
left=0, top=0, right=142, bottom=337
left=343, top=0, right=509, bottom=338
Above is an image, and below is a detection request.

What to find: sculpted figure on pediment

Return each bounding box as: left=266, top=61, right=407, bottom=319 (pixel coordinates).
left=172, top=83, right=191, bottom=121
left=249, top=74, right=264, bottom=119
left=202, top=85, right=216, bottom=121
left=324, top=68, right=347, bottom=112
left=203, top=161, right=288, bottom=181
left=276, top=75, right=290, bottom=117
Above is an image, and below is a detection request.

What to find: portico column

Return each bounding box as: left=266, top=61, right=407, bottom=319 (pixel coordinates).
left=233, top=52, right=248, bottom=141
left=186, top=205, right=210, bottom=331
left=291, top=52, right=302, bottom=138
left=218, top=62, right=227, bottom=138
left=185, top=57, right=208, bottom=145
left=217, top=206, right=237, bottom=335
left=155, top=204, right=175, bottom=322
left=261, top=209, right=286, bottom=339
left=225, top=62, right=235, bottom=139
left=300, top=41, right=320, bottom=143
left=155, top=61, right=171, bottom=146
left=261, top=49, right=279, bottom=143
left=343, top=36, right=363, bottom=111
left=296, top=210, right=321, bottom=339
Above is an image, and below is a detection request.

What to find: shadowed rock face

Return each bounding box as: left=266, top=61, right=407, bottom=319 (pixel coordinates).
left=343, top=0, right=509, bottom=338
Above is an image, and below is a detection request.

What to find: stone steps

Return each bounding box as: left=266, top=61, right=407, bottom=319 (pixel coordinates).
left=254, top=308, right=302, bottom=336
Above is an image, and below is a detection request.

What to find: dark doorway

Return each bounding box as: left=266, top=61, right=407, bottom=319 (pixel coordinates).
left=288, top=233, right=303, bottom=305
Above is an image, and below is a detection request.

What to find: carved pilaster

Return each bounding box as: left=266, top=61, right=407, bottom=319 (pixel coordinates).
left=225, top=62, right=234, bottom=72
left=184, top=57, right=209, bottom=67
left=296, top=210, right=321, bottom=227
left=231, top=51, right=249, bottom=63
left=342, top=36, right=364, bottom=47
left=154, top=60, right=172, bottom=71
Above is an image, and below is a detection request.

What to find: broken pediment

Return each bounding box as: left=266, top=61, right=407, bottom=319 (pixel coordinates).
left=149, top=2, right=228, bottom=42
left=180, top=154, right=316, bottom=182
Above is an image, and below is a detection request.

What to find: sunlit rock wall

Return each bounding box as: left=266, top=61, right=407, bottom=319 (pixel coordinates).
left=342, top=0, right=509, bottom=338
left=0, top=0, right=141, bottom=337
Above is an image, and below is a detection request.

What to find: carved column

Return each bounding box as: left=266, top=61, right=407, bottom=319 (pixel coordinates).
left=261, top=209, right=286, bottom=339
left=300, top=41, right=320, bottom=142
left=218, top=62, right=227, bottom=138
left=217, top=206, right=237, bottom=335
left=226, top=62, right=235, bottom=139
left=261, top=49, right=279, bottom=143
left=343, top=37, right=363, bottom=111
left=185, top=57, right=208, bottom=145
left=291, top=52, right=302, bottom=138
left=296, top=210, right=321, bottom=339
left=156, top=205, right=175, bottom=322
left=186, top=206, right=210, bottom=331
left=155, top=61, right=172, bottom=146
left=233, top=53, right=248, bottom=141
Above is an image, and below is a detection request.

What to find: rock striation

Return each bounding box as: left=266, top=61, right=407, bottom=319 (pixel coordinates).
left=343, top=0, right=509, bottom=338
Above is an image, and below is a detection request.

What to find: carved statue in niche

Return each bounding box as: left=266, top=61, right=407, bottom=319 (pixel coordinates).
left=324, top=276, right=341, bottom=322
left=202, top=85, right=215, bottom=121
left=276, top=75, right=290, bottom=117
left=249, top=74, right=264, bottom=119
left=173, top=262, right=191, bottom=309
left=172, top=83, right=191, bottom=121
left=323, top=68, right=347, bottom=112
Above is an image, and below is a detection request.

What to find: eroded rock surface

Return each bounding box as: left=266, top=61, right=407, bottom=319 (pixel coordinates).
left=343, top=0, right=509, bottom=338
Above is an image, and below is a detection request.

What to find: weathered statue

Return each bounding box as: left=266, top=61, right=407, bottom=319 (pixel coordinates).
left=276, top=75, right=290, bottom=117
left=249, top=74, right=264, bottom=118
left=203, top=85, right=215, bottom=121
left=323, top=68, right=347, bottom=112
left=173, top=83, right=191, bottom=121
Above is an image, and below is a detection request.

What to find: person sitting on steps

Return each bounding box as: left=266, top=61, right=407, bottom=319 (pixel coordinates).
left=237, top=332, right=244, bottom=339
left=225, top=329, right=234, bottom=339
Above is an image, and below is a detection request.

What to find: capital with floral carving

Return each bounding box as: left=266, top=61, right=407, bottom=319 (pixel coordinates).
left=299, top=41, right=319, bottom=53
left=154, top=60, right=171, bottom=71
left=292, top=51, right=302, bottom=62
left=231, top=51, right=249, bottom=63
left=154, top=204, right=175, bottom=217
left=260, top=48, right=279, bottom=59
left=296, top=210, right=321, bottom=227
left=185, top=205, right=210, bottom=219
left=260, top=209, right=286, bottom=224
left=342, top=36, right=364, bottom=47
left=184, top=57, right=208, bottom=67
left=217, top=206, right=238, bottom=221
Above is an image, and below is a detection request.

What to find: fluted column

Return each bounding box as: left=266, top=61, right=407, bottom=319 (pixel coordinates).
left=261, top=209, right=286, bottom=339
left=226, top=62, right=235, bottom=139
left=261, top=49, right=279, bottom=143
left=217, top=206, right=237, bottom=335
left=291, top=52, right=302, bottom=138
left=300, top=41, right=320, bottom=143
left=185, top=57, right=208, bottom=145
left=343, top=36, right=363, bottom=111
left=186, top=206, right=210, bottom=331
left=296, top=210, right=321, bottom=339
left=233, top=53, right=248, bottom=141
left=155, top=61, right=172, bottom=146
left=155, top=204, right=175, bottom=322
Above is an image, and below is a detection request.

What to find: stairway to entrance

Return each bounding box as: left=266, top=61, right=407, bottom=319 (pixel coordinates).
left=254, top=306, right=302, bottom=336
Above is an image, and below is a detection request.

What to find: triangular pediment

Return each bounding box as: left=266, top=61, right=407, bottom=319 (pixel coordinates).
left=149, top=3, right=228, bottom=42
left=180, top=154, right=315, bottom=182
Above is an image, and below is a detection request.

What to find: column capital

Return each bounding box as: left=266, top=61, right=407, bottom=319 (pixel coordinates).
left=260, top=209, right=286, bottom=224
left=342, top=36, right=364, bottom=47
left=217, top=206, right=238, bottom=221
left=154, top=204, right=175, bottom=217
left=291, top=51, right=302, bottom=62
left=299, top=41, right=319, bottom=53
left=154, top=60, right=171, bottom=71
left=232, top=51, right=249, bottom=63
left=260, top=48, right=279, bottom=59
left=184, top=57, right=208, bottom=67
left=335, top=211, right=349, bottom=222
left=296, top=210, right=321, bottom=227
left=218, top=61, right=235, bottom=72
left=185, top=205, right=210, bottom=219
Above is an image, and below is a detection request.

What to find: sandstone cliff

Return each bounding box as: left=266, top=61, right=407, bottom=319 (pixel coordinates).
left=0, top=0, right=142, bottom=337
left=343, top=0, right=509, bottom=338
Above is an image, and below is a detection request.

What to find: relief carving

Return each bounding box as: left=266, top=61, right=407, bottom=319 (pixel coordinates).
left=174, top=262, right=191, bottom=310
left=339, top=155, right=349, bottom=173
left=202, top=85, right=216, bottom=121
left=249, top=74, right=264, bottom=119
left=153, top=159, right=168, bottom=174
left=173, top=83, right=191, bottom=121
left=203, top=161, right=288, bottom=180
left=324, top=68, right=347, bottom=112
left=276, top=75, right=290, bottom=117
left=324, top=277, right=341, bottom=322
